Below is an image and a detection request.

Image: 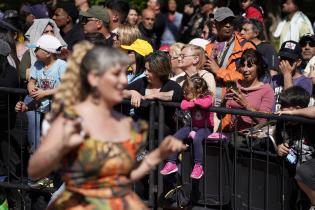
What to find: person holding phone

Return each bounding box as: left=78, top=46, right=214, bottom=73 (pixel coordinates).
left=223, top=49, right=274, bottom=130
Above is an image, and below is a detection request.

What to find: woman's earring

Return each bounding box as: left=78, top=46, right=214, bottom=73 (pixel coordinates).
left=91, top=86, right=100, bottom=104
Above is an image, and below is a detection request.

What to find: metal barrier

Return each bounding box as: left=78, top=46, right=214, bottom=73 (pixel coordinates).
left=159, top=101, right=315, bottom=210
left=1, top=87, right=315, bottom=210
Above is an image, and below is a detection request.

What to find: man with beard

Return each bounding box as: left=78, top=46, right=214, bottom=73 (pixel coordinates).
left=273, top=0, right=313, bottom=49
left=300, top=34, right=315, bottom=89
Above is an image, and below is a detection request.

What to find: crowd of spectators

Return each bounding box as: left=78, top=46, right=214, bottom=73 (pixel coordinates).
left=0, top=0, right=315, bottom=209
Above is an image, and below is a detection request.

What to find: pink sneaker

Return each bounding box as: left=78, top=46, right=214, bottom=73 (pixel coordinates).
left=208, top=132, right=227, bottom=139
left=188, top=131, right=196, bottom=139
left=190, top=164, right=204, bottom=179
left=160, top=162, right=178, bottom=175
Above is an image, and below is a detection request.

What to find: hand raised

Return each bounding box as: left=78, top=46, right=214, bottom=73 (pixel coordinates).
left=62, top=118, right=86, bottom=154
left=157, top=136, right=188, bottom=160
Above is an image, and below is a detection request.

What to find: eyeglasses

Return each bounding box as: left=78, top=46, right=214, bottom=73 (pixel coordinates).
left=179, top=54, right=197, bottom=59
left=170, top=56, right=179, bottom=60
left=300, top=41, right=315, bottom=48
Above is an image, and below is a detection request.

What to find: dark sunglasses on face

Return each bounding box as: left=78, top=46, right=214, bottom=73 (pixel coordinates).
left=79, top=16, right=98, bottom=24
left=300, top=41, right=315, bottom=48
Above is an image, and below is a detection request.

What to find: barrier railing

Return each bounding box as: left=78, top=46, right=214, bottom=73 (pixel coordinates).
left=159, top=101, right=315, bottom=210
left=1, top=87, right=315, bottom=210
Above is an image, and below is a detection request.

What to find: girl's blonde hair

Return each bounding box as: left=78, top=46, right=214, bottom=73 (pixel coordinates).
left=182, top=76, right=211, bottom=99
left=49, top=41, right=94, bottom=120
left=117, top=25, right=141, bottom=46
left=182, top=44, right=206, bottom=70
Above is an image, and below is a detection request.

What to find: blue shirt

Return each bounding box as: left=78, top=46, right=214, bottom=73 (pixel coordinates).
left=30, top=59, right=67, bottom=113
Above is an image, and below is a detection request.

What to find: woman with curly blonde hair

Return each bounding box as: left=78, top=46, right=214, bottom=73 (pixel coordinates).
left=28, top=45, right=186, bottom=209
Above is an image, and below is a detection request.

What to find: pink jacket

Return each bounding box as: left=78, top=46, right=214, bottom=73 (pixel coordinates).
left=180, top=95, right=214, bottom=128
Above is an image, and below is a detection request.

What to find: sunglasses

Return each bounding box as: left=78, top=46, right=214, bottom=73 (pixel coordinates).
left=300, top=41, right=315, bottom=48
left=79, top=16, right=99, bottom=24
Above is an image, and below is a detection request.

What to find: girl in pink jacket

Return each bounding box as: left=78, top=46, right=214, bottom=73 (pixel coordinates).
left=160, top=76, right=214, bottom=179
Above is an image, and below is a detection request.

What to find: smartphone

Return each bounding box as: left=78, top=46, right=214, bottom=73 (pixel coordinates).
left=226, top=80, right=238, bottom=91
left=286, top=148, right=297, bottom=165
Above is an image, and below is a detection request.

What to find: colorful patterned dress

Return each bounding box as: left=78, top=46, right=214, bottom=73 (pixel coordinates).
left=48, top=109, right=149, bottom=210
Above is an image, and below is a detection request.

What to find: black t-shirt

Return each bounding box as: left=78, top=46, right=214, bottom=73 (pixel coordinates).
left=154, top=13, right=165, bottom=48
left=62, top=24, right=85, bottom=50
left=127, top=78, right=183, bottom=131
left=0, top=63, right=19, bottom=130
left=127, top=77, right=183, bottom=101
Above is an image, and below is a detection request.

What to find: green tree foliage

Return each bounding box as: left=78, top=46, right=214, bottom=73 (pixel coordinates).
left=89, top=0, right=106, bottom=5
left=92, top=0, right=147, bottom=10
left=127, top=0, right=146, bottom=11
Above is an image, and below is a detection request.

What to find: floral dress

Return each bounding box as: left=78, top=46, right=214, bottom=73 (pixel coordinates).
left=48, top=109, right=149, bottom=210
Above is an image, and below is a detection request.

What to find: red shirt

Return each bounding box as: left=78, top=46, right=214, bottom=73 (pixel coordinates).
left=245, top=6, right=264, bottom=27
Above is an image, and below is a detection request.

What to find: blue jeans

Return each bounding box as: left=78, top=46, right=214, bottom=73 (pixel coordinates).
left=168, top=126, right=212, bottom=165
left=24, top=95, right=41, bottom=153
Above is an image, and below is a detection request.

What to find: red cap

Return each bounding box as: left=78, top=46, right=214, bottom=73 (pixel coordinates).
left=159, top=44, right=170, bottom=52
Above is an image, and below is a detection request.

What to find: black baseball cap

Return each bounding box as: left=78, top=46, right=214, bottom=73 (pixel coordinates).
left=278, top=40, right=302, bottom=61
left=299, top=33, right=315, bottom=46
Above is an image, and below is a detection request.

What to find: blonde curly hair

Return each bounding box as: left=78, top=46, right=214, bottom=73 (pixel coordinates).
left=49, top=41, right=94, bottom=121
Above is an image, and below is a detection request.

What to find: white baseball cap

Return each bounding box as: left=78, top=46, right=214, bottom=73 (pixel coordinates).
left=189, top=38, right=210, bottom=50
left=28, top=34, right=63, bottom=54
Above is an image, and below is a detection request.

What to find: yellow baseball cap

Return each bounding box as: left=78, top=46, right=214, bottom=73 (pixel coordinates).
left=121, top=39, right=153, bottom=57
